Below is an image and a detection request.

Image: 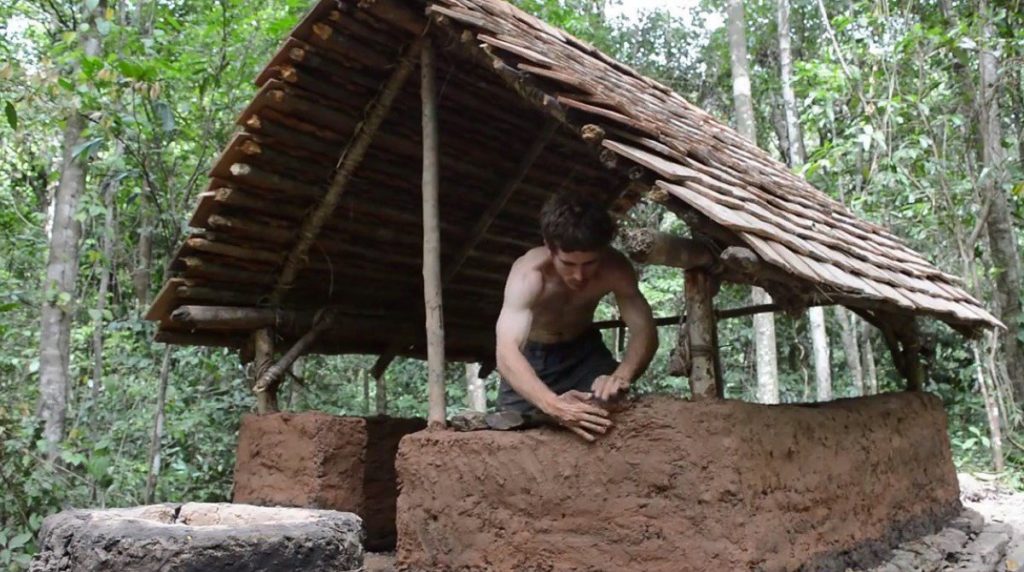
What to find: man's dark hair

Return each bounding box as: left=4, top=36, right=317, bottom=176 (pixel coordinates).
left=540, top=192, right=617, bottom=252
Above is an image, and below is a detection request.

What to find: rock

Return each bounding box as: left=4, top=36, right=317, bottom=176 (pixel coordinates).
left=1005, top=537, right=1024, bottom=572
left=30, top=503, right=363, bottom=572
left=950, top=509, right=987, bottom=536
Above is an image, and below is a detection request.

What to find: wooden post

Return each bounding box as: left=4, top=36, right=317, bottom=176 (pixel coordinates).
left=685, top=269, right=718, bottom=399
left=252, top=328, right=277, bottom=413
left=421, top=37, right=446, bottom=428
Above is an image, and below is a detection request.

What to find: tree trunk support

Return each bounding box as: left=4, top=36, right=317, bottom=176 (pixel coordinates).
left=254, top=309, right=335, bottom=396
left=685, top=269, right=719, bottom=399
left=422, top=37, right=446, bottom=428
left=252, top=328, right=277, bottom=414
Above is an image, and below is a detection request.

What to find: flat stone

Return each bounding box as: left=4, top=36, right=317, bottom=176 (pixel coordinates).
left=30, top=503, right=363, bottom=572
left=922, top=527, right=970, bottom=556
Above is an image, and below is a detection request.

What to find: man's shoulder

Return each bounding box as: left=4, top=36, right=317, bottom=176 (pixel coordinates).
left=510, top=246, right=550, bottom=274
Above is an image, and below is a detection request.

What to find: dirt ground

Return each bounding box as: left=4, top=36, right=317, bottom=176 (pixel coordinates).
left=959, top=473, right=1024, bottom=537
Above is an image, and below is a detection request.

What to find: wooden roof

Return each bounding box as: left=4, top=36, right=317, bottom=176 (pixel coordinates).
left=146, top=0, right=1000, bottom=362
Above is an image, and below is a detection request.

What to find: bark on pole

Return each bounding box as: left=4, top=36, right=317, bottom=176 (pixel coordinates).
left=421, top=37, right=446, bottom=428
left=979, top=0, right=1024, bottom=401
left=728, top=0, right=779, bottom=404
left=685, top=270, right=718, bottom=399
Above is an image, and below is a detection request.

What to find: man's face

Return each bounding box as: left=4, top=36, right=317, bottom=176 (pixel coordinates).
left=550, top=247, right=602, bottom=291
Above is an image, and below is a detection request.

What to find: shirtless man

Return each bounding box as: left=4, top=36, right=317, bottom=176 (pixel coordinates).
left=495, top=192, right=658, bottom=441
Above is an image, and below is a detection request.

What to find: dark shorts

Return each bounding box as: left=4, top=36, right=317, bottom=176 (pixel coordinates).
left=498, top=329, right=619, bottom=414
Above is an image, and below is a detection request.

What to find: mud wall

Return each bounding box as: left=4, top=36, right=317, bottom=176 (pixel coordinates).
left=233, top=412, right=425, bottom=551
left=395, top=392, right=960, bottom=571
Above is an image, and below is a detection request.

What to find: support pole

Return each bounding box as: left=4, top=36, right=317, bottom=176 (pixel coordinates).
left=685, top=269, right=718, bottom=399
left=421, top=37, right=446, bottom=428
left=252, top=328, right=277, bottom=414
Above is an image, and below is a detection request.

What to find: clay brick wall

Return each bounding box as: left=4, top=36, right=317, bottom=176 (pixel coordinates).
left=233, top=412, right=425, bottom=550
left=395, top=393, right=960, bottom=571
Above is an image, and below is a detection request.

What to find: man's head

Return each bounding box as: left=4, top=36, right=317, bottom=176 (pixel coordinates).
left=540, top=192, right=616, bottom=290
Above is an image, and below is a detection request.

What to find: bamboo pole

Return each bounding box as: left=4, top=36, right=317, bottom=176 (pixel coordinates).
left=422, top=37, right=446, bottom=428
left=269, top=34, right=426, bottom=305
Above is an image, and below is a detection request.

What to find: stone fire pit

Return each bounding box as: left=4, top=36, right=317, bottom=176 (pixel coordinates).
left=30, top=503, right=363, bottom=572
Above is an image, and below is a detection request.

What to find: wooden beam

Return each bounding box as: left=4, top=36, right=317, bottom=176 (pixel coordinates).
left=268, top=34, right=426, bottom=305
left=422, top=37, right=446, bottom=429
left=591, top=303, right=783, bottom=330
left=255, top=309, right=336, bottom=395
left=252, top=328, right=276, bottom=414
left=444, top=119, right=558, bottom=284
left=622, top=229, right=715, bottom=269
left=685, top=269, right=718, bottom=399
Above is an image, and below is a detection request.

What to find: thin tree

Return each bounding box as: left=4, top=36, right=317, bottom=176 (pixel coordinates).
left=978, top=0, right=1023, bottom=402
left=38, top=5, right=101, bottom=456
left=777, top=0, right=835, bottom=402
left=465, top=363, right=486, bottom=412
left=728, top=0, right=779, bottom=403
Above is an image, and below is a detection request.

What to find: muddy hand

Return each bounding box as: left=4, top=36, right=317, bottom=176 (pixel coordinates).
left=548, top=390, right=612, bottom=442
left=591, top=374, right=630, bottom=403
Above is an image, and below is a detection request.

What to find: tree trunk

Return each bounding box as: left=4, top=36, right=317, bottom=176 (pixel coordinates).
left=729, top=0, right=779, bottom=404
left=38, top=20, right=101, bottom=454
left=465, top=362, right=486, bottom=412
left=974, top=343, right=1004, bottom=472
left=834, top=307, right=865, bottom=396
left=861, top=321, right=878, bottom=394
left=375, top=372, right=387, bottom=415
left=809, top=307, right=832, bottom=401
left=133, top=186, right=153, bottom=308
left=362, top=368, right=370, bottom=414
left=978, top=0, right=1024, bottom=401
left=778, top=0, right=833, bottom=402
left=145, top=347, right=171, bottom=503
left=91, top=173, right=118, bottom=402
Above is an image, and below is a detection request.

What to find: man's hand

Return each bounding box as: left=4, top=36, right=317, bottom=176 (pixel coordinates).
left=592, top=374, right=630, bottom=403
left=543, top=390, right=612, bottom=442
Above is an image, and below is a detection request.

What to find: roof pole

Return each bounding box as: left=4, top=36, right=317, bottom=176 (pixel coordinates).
left=421, top=36, right=446, bottom=428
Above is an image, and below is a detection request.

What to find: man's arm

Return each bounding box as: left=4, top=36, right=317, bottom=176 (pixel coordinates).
left=495, top=267, right=558, bottom=412
left=593, top=253, right=658, bottom=401
left=495, top=263, right=612, bottom=441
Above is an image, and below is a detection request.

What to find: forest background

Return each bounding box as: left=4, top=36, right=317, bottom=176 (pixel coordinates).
left=1, top=0, right=1022, bottom=567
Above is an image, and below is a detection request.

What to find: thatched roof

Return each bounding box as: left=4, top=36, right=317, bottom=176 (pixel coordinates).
left=146, top=0, right=1000, bottom=364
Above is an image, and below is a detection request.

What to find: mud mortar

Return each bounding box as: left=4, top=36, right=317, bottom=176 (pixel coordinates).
left=396, top=392, right=960, bottom=571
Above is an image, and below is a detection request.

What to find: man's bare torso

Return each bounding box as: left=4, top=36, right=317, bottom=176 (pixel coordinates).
left=515, top=246, right=623, bottom=344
